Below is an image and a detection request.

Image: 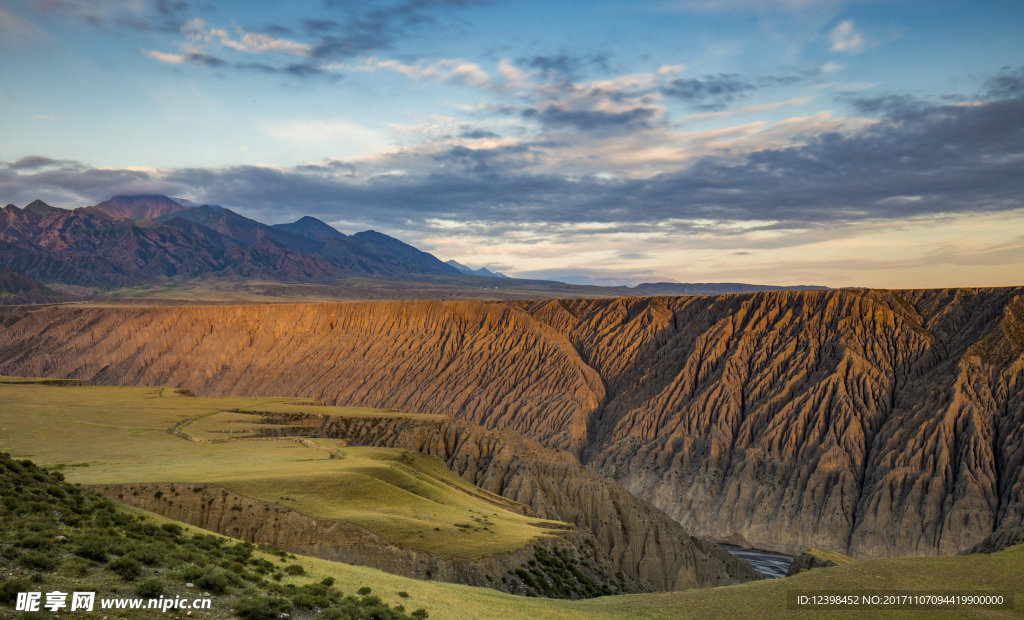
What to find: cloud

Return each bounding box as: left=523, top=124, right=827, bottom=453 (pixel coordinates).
left=521, top=104, right=659, bottom=132
left=664, top=0, right=867, bottom=13
left=3, top=72, right=1022, bottom=242
left=9, top=156, right=67, bottom=170
left=986, top=66, right=1024, bottom=99
left=660, top=74, right=757, bottom=110
left=144, top=49, right=186, bottom=64
left=829, top=20, right=868, bottom=54
left=33, top=0, right=193, bottom=32
left=353, top=57, right=491, bottom=87
left=181, top=18, right=312, bottom=57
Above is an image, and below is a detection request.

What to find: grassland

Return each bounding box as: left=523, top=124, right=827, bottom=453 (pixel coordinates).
left=2, top=378, right=1022, bottom=619
left=0, top=379, right=564, bottom=560
left=123, top=512, right=1024, bottom=620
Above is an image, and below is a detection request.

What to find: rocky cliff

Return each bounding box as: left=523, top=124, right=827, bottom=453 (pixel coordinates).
left=96, top=481, right=639, bottom=597
left=280, top=415, right=759, bottom=590
left=1, top=287, right=1021, bottom=559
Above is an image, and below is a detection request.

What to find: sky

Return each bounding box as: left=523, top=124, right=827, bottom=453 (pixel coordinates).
left=1, top=0, right=1022, bottom=288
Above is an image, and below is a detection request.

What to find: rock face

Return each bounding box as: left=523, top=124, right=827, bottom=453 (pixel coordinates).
left=784, top=553, right=836, bottom=577
left=0, top=269, right=68, bottom=305
left=281, top=415, right=760, bottom=591
left=95, top=482, right=636, bottom=597
left=1, top=287, right=1022, bottom=559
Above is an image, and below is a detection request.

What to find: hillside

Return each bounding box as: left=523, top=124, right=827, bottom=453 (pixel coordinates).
left=0, top=198, right=460, bottom=294
left=3, top=450, right=1021, bottom=619
left=0, top=269, right=68, bottom=304
left=0, top=451, right=427, bottom=620
left=0, top=288, right=1021, bottom=560
left=0, top=379, right=757, bottom=596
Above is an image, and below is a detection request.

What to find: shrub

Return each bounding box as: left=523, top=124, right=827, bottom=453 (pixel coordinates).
left=19, top=551, right=58, bottom=571
left=284, top=564, right=305, bottom=576
left=74, top=538, right=110, bottom=562
left=195, top=568, right=232, bottom=594
left=412, top=609, right=429, bottom=619
left=17, top=534, right=52, bottom=550
left=108, top=556, right=142, bottom=581
left=160, top=523, right=183, bottom=536
left=233, top=595, right=291, bottom=620
left=136, top=578, right=164, bottom=598
left=320, top=577, right=335, bottom=587
left=357, top=586, right=372, bottom=596
left=0, top=578, right=33, bottom=604
left=397, top=591, right=409, bottom=598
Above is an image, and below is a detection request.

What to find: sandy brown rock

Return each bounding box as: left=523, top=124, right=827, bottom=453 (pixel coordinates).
left=1, top=287, right=1022, bottom=560
left=284, top=415, right=759, bottom=590
left=784, top=553, right=836, bottom=577
left=96, top=482, right=629, bottom=596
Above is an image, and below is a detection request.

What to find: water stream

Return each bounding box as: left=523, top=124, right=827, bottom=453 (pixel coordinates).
left=720, top=543, right=794, bottom=579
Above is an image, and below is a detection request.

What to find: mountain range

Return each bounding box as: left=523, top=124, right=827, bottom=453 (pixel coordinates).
left=0, top=195, right=461, bottom=294
left=0, top=194, right=826, bottom=303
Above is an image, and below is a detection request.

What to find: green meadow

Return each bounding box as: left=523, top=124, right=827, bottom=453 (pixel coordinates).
left=0, top=379, right=563, bottom=560
left=1, top=377, right=1022, bottom=619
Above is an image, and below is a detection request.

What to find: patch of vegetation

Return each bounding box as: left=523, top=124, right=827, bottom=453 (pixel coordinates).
left=0, top=452, right=427, bottom=620
left=0, top=380, right=565, bottom=560
left=508, top=546, right=618, bottom=599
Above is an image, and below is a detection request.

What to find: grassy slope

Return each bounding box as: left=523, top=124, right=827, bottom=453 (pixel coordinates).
left=3, top=378, right=1022, bottom=619
left=0, top=380, right=563, bottom=560
left=0, top=454, right=427, bottom=620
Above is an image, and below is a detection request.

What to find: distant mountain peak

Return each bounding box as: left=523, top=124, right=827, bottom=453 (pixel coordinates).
left=23, top=200, right=62, bottom=216
left=446, top=259, right=508, bottom=278
left=272, top=216, right=347, bottom=241
left=95, top=194, right=185, bottom=221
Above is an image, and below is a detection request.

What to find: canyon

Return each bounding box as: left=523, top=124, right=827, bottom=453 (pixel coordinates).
left=1, top=286, right=1021, bottom=560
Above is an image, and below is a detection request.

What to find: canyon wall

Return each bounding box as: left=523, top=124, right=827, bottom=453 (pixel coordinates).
left=1, top=287, right=1021, bottom=558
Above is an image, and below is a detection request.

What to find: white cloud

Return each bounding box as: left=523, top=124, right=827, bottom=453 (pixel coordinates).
left=144, top=49, right=186, bottom=64
left=830, top=20, right=868, bottom=54
left=181, top=18, right=311, bottom=57
left=353, top=58, right=492, bottom=88
left=260, top=119, right=385, bottom=154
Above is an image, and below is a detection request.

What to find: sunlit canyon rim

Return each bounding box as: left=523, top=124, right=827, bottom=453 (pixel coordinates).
left=2, top=287, right=1022, bottom=560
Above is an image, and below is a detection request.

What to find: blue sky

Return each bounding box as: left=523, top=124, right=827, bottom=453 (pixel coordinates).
left=1, top=0, right=1022, bottom=287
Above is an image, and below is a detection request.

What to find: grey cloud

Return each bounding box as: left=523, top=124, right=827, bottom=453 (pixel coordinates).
left=9, top=156, right=68, bottom=170
left=40, top=0, right=195, bottom=32
left=986, top=66, right=1024, bottom=99
left=660, top=74, right=757, bottom=110
left=521, top=105, right=658, bottom=132
left=516, top=53, right=610, bottom=81
left=4, top=83, right=1022, bottom=237
left=310, top=0, right=490, bottom=60
left=458, top=128, right=500, bottom=139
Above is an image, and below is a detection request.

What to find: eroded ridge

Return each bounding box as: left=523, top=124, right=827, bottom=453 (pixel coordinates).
left=1, top=287, right=1022, bottom=558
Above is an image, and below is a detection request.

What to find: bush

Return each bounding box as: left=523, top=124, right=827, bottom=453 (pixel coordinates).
left=17, top=534, right=53, bottom=550
left=0, top=578, right=33, bottom=604
left=357, top=586, right=372, bottom=596
left=195, top=568, right=232, bottom=594
left=136, top=578, right=164, bottom=598
left=412, top=610, right=429, bottom=619
left=320, top=576, right=335, bottom=587
left=160, top=523, right=183, bottom=536
left=234, top=595, right=291, bottom=620
left=108, top=556, right=142, bottom=581
left=19, top=551, right=58, bottom=571
left=397, top=591, right=409, bottom=598
left=284, top=564, right=305, bottom=576
left=74, top=538, right=110, bottom=562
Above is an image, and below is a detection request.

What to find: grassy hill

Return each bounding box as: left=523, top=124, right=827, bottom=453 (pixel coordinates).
left=2, top=377, right=1023, bottom=619
left=0, top=452, right=428, bottom=620
left=0, top=379, right=563, bottom=560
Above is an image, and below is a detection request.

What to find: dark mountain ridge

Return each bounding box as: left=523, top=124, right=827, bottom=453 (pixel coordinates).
left=0, top=197, right=460, bottom=292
